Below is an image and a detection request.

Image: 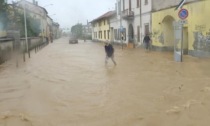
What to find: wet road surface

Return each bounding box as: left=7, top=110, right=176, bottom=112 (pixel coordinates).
left=0, top=37, right=210, bottom=126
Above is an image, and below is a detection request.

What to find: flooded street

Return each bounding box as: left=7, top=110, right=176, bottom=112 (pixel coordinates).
left=0, top=37, right=210, bottom=126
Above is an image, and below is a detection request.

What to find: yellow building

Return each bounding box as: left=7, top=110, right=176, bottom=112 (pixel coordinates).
left=91, top=11, right=116, bottom=42
left=152, top=0, right=210, bottom=57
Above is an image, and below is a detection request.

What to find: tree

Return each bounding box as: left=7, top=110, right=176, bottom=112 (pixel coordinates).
left=8, top=4, right=41, bottom=37
left=71, top=23, right=83, bottom=38
left=1, top=1, right=41, bottom=37
left=16, top=13, right=41, bottom=37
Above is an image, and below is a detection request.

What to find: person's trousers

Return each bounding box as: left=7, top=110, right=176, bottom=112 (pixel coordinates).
left=105, top=55, right=116, bottom=65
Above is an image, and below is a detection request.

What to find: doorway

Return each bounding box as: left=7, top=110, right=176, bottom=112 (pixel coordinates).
left=128, top=24, right=134, bottom=43
left=162, top=15, right=175, bottom=49
left=183, top=27, right=189, bottom=55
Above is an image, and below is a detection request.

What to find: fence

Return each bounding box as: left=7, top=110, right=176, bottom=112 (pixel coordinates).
left=0, top=37, right=48, bottom=65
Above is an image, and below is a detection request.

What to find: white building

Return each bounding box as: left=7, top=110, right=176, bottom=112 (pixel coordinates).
left=141, top=0, right=152, bottom=40
left=109, top=0, right=141, bottom=47
left=109, top=0, right=154, bottom=47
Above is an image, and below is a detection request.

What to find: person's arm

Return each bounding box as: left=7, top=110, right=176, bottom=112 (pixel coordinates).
left=105, top=46, right=108, bottom=54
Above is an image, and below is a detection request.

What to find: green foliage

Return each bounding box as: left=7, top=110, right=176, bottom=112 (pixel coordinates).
left=0, top=0, right=8, bottom=30
left=1, top=1, right=41, bottom=37
left=71, top=23, right=83, bottom=38
left=15, top=12, right=41, bottom=37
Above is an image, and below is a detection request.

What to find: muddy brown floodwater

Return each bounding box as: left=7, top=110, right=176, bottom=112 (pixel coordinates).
left=0, top=37, right=210, bottom=126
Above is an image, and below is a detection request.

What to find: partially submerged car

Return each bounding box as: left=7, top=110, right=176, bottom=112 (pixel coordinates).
left=69, top=35, right=78, bottom=44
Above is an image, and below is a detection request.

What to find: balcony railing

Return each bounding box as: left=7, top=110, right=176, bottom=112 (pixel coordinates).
left=122, top=9, right=134, bottom=20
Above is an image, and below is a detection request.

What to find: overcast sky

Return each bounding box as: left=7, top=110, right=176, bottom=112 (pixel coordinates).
left=8, top=0, right=116, bottom=29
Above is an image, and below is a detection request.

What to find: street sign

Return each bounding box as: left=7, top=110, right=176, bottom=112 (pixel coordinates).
left=178, top=9, right=188, bottom=20
left=178, top=20, right=188, bottom=25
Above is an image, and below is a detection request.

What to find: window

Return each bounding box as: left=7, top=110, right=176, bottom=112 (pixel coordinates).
left=98, top=32, right=100, bottom=39
left=137, top=26, right=140, bottom=42
left=104, top=30, right=106, bottom=39
left=144, top=24, right=149, bottom=35
left=99, top=31, right=102, bottom=39
left=104, top=20, right=106, bottom=25
left=107, top=30, right=110, bottom=39
left=115, top=29, right=117, bottom=40
left=145, top=0, right=148, bottom=5
left=122, top=28, right=126, bottom=41
left=118, top=29, right=120, bottom=40
left=137, top=0, right=140, bottom=8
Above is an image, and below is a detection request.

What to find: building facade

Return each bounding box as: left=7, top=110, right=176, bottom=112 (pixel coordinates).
left=17, top=0, right=48, bottom=38
left=108, top=0, right=151, bottom=47
left=91, top=11, right=116, bottom=42
left=141, top=0, right=152, bottom=39
left=151, top=0, right=210, bottom=57
left=109, top=0, right=141, bottom=47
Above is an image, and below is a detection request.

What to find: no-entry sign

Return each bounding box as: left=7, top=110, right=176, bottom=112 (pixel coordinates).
left=178, top=9, right=188, bottom=20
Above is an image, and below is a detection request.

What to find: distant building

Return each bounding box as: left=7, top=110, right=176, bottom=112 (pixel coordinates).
left=52, top=22, right=60, bottom=39
left=82, top=21, right=92, bottom=39
left=16, top=0, right=48, bottom=38
left=90, top=11, right=116, bottom=42
left=47, top=15, right=53, bottom=42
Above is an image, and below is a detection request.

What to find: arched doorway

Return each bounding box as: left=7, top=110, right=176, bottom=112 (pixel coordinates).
left=128, top=24, right=134, bottom=43
left=162, top=15, right=175, bottom=49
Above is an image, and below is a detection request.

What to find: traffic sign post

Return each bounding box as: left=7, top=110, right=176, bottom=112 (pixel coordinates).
left=173, top=22, right=183, bottom=62
left=173, top=8, right=189, bottom=62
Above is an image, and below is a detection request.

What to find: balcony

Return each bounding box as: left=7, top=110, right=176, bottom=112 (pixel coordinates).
left=122, top=9, right=134, bottom=20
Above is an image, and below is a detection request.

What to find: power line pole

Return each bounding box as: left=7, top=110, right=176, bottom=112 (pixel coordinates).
left=23, top=1, right=29, bottom=59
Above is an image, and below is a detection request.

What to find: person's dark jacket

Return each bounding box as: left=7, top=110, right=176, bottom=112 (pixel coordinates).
left=105, top=44, right=114, bottom=57
left=143, top=35, right=151, bottom=43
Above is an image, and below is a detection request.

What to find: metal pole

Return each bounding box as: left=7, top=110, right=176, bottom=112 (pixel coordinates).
left=23, top=1, right=29, bottom=58
left=120, top=0, right=123, bottom=50
left=181, top=24, right=183, bottom=62
left=140, top=0, right=142, bottom=43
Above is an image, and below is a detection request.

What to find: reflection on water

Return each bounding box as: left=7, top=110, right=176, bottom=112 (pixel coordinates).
left=0, top=38, right=210, bottom=126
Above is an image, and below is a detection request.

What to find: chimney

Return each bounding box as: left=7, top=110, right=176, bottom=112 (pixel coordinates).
left=36, top=1, right=38, bottom=6
left=33, top=0, right=35, bottom=4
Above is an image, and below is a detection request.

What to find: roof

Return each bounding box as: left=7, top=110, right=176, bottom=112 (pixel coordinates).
left=90, top=11, right=116, bottom=23
left=17, top=0, right=48, bottom=15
